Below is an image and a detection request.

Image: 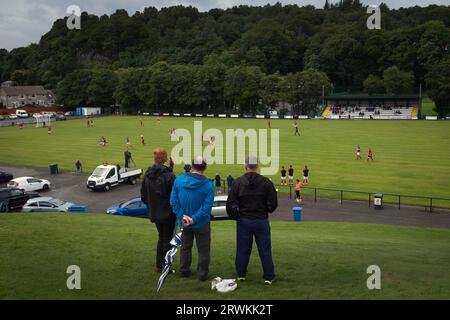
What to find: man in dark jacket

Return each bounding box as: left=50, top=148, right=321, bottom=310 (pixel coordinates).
left=226, top=156, right=278, bottom=285
left=141, top=148, right=176, bottom=273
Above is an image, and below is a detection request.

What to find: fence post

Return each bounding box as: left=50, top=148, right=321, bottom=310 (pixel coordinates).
left=314, top=188, right=317, bottom=202
left=398, top=195, right=401, bottom=210
left=430, top=198, right=433, bottom=212
left=340, top=190, right=343, bottom=205
left=368, top=193, right=371, bottom=207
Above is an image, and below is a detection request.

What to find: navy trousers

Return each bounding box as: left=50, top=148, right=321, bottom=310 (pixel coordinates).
left=236, top=217, right=275, bottom=281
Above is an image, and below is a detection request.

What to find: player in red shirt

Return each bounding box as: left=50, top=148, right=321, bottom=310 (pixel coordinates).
left=367, top=148, right=373, bottom=161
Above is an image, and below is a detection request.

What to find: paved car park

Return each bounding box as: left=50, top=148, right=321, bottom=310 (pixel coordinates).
left=0, top=165, right=141, bottom=214
left=1, top=165, right=449, bottom=228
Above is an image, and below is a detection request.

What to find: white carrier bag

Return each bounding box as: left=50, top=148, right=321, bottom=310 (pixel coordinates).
left=211, top=277, right=237, bottom=293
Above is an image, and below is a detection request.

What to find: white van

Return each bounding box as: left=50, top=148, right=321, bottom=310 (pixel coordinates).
left=15, top=110, right=29, bottom=118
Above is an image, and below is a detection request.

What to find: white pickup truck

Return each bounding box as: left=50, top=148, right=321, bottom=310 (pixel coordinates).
left=86, top=164, right=142, bottom=191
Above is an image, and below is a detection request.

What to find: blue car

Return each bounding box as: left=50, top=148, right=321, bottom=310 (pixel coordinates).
left=106, top=197, right=148, bottom=218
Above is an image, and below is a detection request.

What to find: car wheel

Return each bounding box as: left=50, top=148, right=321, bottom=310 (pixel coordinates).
left=130, top=178, right=137, bottom=185
left=42, top=184, right=49, bottom=191
left=0, top=202, right=9, bottom=212
left=104, top=183, right=111, bottom=192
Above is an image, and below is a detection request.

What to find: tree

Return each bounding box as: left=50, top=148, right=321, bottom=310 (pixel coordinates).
left=324, top=0, right=330, bottom=10
left=426, top=57, right=450, bottom=118
left=87, top=69, right=118, bottom=109
left=224, top=65, right=265, bottom=114
left=382, top=66, right=414, bottom=95
left=56, top=69, right=92, bottom=109
left=114, top=68, right=144, bottom=113
left=363, top=75, right=385, bottom=95
left=279, top=69, right=333, bottom=116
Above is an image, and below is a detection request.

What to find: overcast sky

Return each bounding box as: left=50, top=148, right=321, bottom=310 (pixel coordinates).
left=0, top=0, right=448, bottom=51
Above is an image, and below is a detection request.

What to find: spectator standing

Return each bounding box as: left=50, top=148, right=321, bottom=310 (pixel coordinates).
left=226, top=156, right=278, bottom=285
left=170, top=156, right=214, bottom=281
left=184, top=163, right=192, bottom=173
left=227, top=175, right=234, bottom=193
left=141, top=148, right=176, bottom=273
left=75, top=160, right=82, bottom=175
left=295, top=179, right=302, bottom=203
left=215, top=174, right=222, bottom=194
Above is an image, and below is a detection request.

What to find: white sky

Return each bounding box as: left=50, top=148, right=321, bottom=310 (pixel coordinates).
left=0, top=0, right=448, bottom=51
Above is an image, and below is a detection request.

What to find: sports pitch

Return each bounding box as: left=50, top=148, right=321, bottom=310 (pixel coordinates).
left=1, top=116, right=449, bottom=204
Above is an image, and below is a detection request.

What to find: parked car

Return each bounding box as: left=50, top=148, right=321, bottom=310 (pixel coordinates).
left=56, top=114, right=66, bottom=121
left=25, top=191, right=41, bottom=199
left=15, top=109, right=29, bottom=118
left=0, top=115, right=5, bottom=121
left=106, top=197, right=148, bottom=218
left=41, top=111, right=56, bottom=118
left=0, top=171, right=13, bottom=184
left=8, top=114, right=18, bottom=119
left=22, top=197, right=75, bottom=212
left=0, top=188, right=30, bottom=212
left=7, top=177, right=51, bottom=192
left=87, top=164, right=142, bottom=191
left=64, top=111, right=75, bottom=116
left=211, top=195, right=228, bottom=219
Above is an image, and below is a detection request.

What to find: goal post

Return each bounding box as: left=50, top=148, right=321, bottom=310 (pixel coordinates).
left=35, top=114, right=51, bottom=128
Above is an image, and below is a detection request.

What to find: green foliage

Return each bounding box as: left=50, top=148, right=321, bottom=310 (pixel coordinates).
left=426, top=57, right=450, bottom=117
left=382, top=66, right=414, bottom=95
left=363, top=75, right=385, bottom=94
left=0, top=4, right=448, bottom=111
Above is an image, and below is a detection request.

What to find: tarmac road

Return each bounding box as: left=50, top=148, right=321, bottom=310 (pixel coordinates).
left=1, top=165, right=449, bottom=229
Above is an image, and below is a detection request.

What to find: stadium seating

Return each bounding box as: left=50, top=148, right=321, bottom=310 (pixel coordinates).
left=325, top=104, right=417, bottom=120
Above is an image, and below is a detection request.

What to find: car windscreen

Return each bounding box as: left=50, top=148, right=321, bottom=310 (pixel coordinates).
left=49, top=199, right=65, bottom=206
left=92, top=167, right=109, bottom=177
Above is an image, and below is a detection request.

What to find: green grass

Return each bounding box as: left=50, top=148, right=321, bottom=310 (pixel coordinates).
left=0, top=213, right=449, bottom=299
left=1, top=116, right=449, bottom=203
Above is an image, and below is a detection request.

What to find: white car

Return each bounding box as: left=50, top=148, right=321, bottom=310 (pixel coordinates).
left=8, top=114, right=18, bottom=119
left=15, top=109, right=29, bottom=118
left=211, top=195, right=228, bottom=219
left=7, top=177, right=51, bottom=192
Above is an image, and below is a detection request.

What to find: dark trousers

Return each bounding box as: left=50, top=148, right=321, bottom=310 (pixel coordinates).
left=180, top=223, right=211, bottom=279
left=154, top=216, right=176, bottom=270
left=236, top=217, right=275, bottom=281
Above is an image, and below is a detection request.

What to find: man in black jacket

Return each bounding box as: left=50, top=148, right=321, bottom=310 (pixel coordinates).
left=141, top=148, right=176, bottom=273
left=226, top=156, right=278, bottom=285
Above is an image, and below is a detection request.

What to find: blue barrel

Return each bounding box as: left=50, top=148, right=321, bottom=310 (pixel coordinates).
left=293, top=207, right=302, bottom=222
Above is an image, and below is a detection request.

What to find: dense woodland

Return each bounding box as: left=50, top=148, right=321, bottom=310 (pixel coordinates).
left=0, top=1, right=449, bottom=116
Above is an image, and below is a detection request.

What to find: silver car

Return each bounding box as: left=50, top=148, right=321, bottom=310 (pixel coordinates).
left=22, top=197, right=74, bottom=212
left=211, top=195, right=228, bottom=219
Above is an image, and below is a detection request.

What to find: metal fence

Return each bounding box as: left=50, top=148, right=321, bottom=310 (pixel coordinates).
left=275, top=184, right=450, bottom=212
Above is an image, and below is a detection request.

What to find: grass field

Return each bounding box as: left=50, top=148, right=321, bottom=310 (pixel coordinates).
left=1, top=116, right=449, bottom=205
left=0, top=213, right=449, bottom=300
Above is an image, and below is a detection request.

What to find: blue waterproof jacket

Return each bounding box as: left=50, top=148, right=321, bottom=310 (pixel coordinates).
left=170, top=173, right=214, bottom=229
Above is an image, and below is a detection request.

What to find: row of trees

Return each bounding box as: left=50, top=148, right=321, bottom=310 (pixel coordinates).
left=56, top=62, right=332, bottom=116
left=1, top=3, right=449, bottom=115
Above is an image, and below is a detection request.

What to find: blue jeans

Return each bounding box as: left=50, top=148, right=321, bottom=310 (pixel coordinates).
left=236, top=217, right=275, bottom=281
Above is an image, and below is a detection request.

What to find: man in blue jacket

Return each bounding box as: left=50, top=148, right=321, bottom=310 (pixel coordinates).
left=170, top=155, right=215, bottom=281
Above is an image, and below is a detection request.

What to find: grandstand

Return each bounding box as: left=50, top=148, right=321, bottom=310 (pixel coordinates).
left=322, top=94, right=421, bottom=120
